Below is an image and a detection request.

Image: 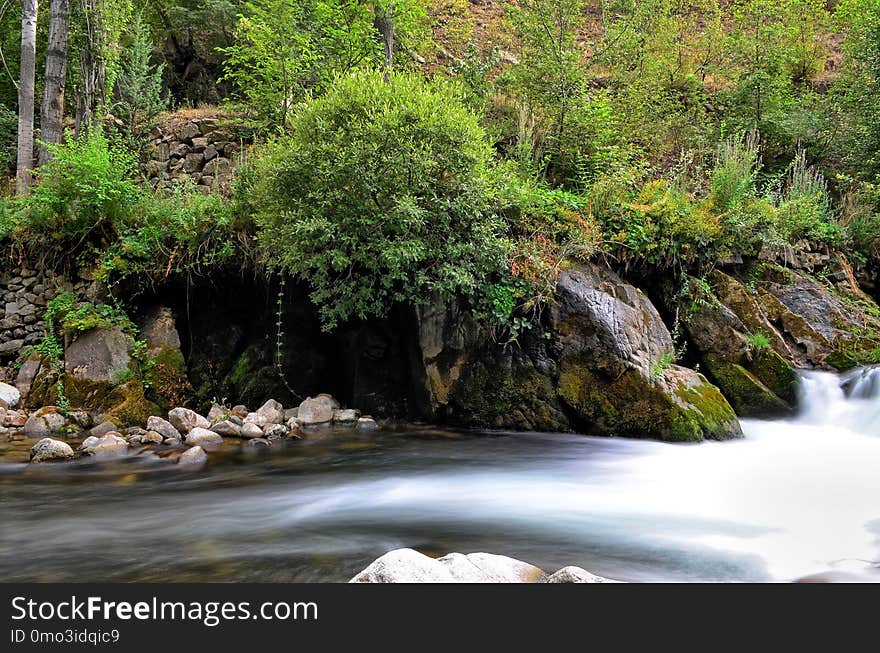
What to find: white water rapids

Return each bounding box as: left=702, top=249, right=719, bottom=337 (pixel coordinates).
left=1, top=368, right=878, bottom=582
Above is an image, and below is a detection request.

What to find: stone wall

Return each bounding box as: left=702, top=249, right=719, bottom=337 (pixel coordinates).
left=0, top=268, right=103, bottom=361
left=141, top=114, right=250, bottom=195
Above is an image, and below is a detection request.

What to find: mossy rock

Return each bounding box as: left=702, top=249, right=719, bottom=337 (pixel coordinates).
left=703, top=356, right=794, bottom=418
left=220, top=344, right=290, bottom=410
left=447, top=359, right=570, bottom=432
left=103, top=381, right=160, bottom=427
left=557, top=358, right=740, bottom=442
left=748, top=349, right=799, bottom=405
left=145, top=345, right=194, bottom=411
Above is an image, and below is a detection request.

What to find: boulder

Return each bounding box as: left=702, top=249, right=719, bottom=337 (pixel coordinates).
left=29, top=437, right=75, bottom=463
left=256, top=399, right=285, bottom=424
left=139, top=305, right=181, bottom=354
left=79, top=433, right=128, bottom=458
left=184, top=427, right=223, bottom=446
left=3, top=410, right=27, bottom=427
left=13, top=356, right=42, bottom=402
left=297, top=396, right=335, bottom=425
left=64, top=327, right=133, bottom=383
left=284, top=408, right=298, bottom=421
left=547, top=566, right=618, bottom=583
left=350, top=549, right=547, bottom=583
left=243, top=412, right=268, bottom=427
left=146, top=416, right=180, bottom=440
left=333, top=408, right=359, bottom=424
left=89, top=421, right=119, bottom=437
left=230, top=405, right=249, bottom=419
left=0, top=381, right=21, bottom=408
left=142, top=431, right=164, bottom=444
left=178, top=445, right=208, bottom=468
left=168, top=407, right=210, bottom=433
left=210, top=420, right=241, bottom=437
left=23, top=407, right=67, bottom=437
left=207, top=404, right=226, bottom=422
left=240, top=423, right=263, bottom=439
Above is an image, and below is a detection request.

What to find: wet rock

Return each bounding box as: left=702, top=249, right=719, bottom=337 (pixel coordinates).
left=142, top=430, right=164, bottom=444
left=80, top=433, right=128, bottom=457
left=146, top=416, right=180, bottom=440
left=244, top=438, right=270, bottom=448
left=285, top=417, right=300, bottom=430
left=184, top=427, right=223, bottom=446
left=356, top=417, right=378, bottom=430
left=178, top=445, right=208, bottom=468
left=230, top=405, right=248, bottom=419
left=333, top=408, right=359, bottom=424
left=168, top=407, right=210, bottom=433
left=64, top=327, right=133, bottom=383
left=263, top=423, right=288, bottom=439
left=164, top=436, right=181, bottom=447
left=240, top=423, right=263, bottom=439
left=256, top=399, right=285, bottom=424
left=547, top=566, right=618, bottom=583
left=211, top=420, right=241, bottom=437
left=89, top=421, right=119, bottom=437
left=0, top=381, right=21, bottom=408
left=297, top=396, right=334, bottom=425
left=30, top=437, right=75, bottom=463
left=243, top=412, right=268, bottom=427
left=3, top=410, right=27, bottom=427
left=350, top=549, right=547, bottom=583
left=23, top=407, right=67, bottom=437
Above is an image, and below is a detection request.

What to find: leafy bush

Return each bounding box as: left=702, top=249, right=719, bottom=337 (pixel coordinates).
left=248, top=70, right=508, bottom=330
left=709, top=134, right=760, bottom=213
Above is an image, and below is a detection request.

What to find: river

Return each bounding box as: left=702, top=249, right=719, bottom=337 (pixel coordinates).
left=1, top=368, right=878, bottom=583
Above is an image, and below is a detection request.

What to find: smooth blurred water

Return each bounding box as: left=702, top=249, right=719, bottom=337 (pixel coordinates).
left=1, top=368, right=879, bottom=582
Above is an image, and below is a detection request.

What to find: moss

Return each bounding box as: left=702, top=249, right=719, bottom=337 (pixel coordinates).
left=448, top=359, right=569, bottom=431
left=703, top=356, right=793, bottom=418
left=748, top=349, right=799, bottom=405
left=145, top=345, right=193, bottom=410
left=104, top=381, right=160, bottom=427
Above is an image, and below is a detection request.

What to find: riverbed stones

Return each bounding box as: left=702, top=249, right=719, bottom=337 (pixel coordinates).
left=30, top=437, right=75, bottom=463
left=207, top=404, right=225, bottom=422
left=256, top=399, right=285, bottom=424
left=243, top=412, right=268, bottom=427
left=240, top=422, right=263, bottom=439
left=0, top=381, right=21, bottom=408
left=168, top=407, right=210, bottom=433
left=23, top=407, right=67, bottom=436
left=210, top=420, right=241, bottom=437
left=230, top=405, right=248, bottom=419
left=356, top=417, right=378, bottom=430
left=350, top=549, right=548, bottom=583
left=262, top=423, right=288, bottom=439
left=297, top=396, right=335, bottom=425
left=178, top=445, right=208, bottom=468
left=547, top=566, right=619, bottom=583
left=142, top=430, right=164, bottom=445
left=146, top=416, right=180, bottom=440
left=184, top=427, right=223, bottom=446
left=4, top=410, right=26, bottom=427
left=89, top=421, right=119, bottom=437
left=79, top=433, right=128, bottom=458
left=333, top=408, right=359, bottom=424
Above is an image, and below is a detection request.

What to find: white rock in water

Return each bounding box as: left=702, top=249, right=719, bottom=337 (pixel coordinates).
left=30, top=437, right=75, bottom=463
left=0, top=381, right=23, bottom=408
left=147, top=416, right=181, bottom=440
left=185, top=427, right=223, bottom=445
left=23, top=408, right=67, bottom=437
left=547, top=566, right=619, bottom=583
left=350, top=548, right=547, bottom=583
left=256, top=399, right=285, bottom=424
left=89, top=421, right=118, bottom=437
left=262, top=423, right=288, bottom=439
left=178, top=445, right=208, bottom=468
left=297, top=396, right=335, bottom=425
left=168, top=407, right=210, bottom=433
left=240, top=423, right=264, bottom=439
left=243, top=412, right=268, bottom=426
left=80, top=433, right=128, bottom=458
left=356, top=417, right=378, bottom=430
left=333, top=408, right=360, bottom=424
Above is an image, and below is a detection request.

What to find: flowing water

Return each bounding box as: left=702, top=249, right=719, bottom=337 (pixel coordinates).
left=1, top=369, right=879, bottom=583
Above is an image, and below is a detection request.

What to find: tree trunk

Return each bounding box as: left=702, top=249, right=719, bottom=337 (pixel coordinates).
left=38, top=0, right=70, bottom=166
left=375, top=5, right=394, bottom=81
left=16, top=0, right=38, bottom=195
left=75, top=0, right=103, bottom=138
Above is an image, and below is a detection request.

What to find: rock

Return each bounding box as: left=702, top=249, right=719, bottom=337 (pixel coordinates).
left=164, top=436, right=181, bottom=447
left=64, top=327, right=133, bottom=383
left=230, top=405, right=248, bottom=419
left=317, top=393, right=340, bottom=409
left=168, top=407, right=210, bottom=433
left=356, top=417, right=378, bottom=430
left=243, top=412, right=268, bottom=426
left=23, top=407, right=67, bottom=437
left=13, top=356, right=42, bottom=400
left=176, top=122, right=200, bottom=141
left=263, top=423, right=288, bottom=439
left=184, top=427, right=223, bottom=446
left=207, top=404, right=225, bottom=422
left=0, top=339, right=24, bottom=354
left=240, top=423, right=263, bottom=439
left=284, top=407, right=298, bottom=420
left=142, top=430, right=164, bottom=444
left=79, top=433, right=128, bottom=457
left=89, top=421, right=119, bottom=437
left=146, top=416, right=180, bottom=440
left=0, top=381, right=21, bottom=408
left=285, top=417, right=300, bottom=430
left=69, top=411, right=92, bottom=429
left=178, top=445, right=208, bottom=468
left=256, top=399, right=285, bottom=424
left=297, top=396, right=335, bottom=425
left=244, top=438, right=271, bottom=448
left=139, top=306, right=181, bottom=353
left=350, top=549, right=547, bottom=583
left=333, top=408, right=360, bottom=424
left=211, top=420, right=241, bottom=437
left=4, top=410, right=27, bottom=427
left=547, top=566, right=618, bottom=583
left=30, top=438, right=75, bottom=463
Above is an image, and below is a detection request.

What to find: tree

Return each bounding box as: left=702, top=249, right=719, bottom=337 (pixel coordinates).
left=16, top=0, right=37, bottom=195
left=248, top=70, right=507, bottom=329
left=38, top=0, right=70, bottom=166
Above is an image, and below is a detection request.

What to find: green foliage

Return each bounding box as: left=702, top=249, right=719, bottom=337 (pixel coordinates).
left=650, top=351, right=676, bottom=381
left=709, top=135, right=760, bottom=213
left=248, top=70, right=507, bottom=330
left=0, top=103, right=17, bottom=170
left=747, top=331, right=772, bottom=351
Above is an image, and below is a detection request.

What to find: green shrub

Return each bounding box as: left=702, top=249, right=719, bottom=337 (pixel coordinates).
left=249, top=70, right=508, bottom=330
left=709, top=134, right=759, bottom=213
